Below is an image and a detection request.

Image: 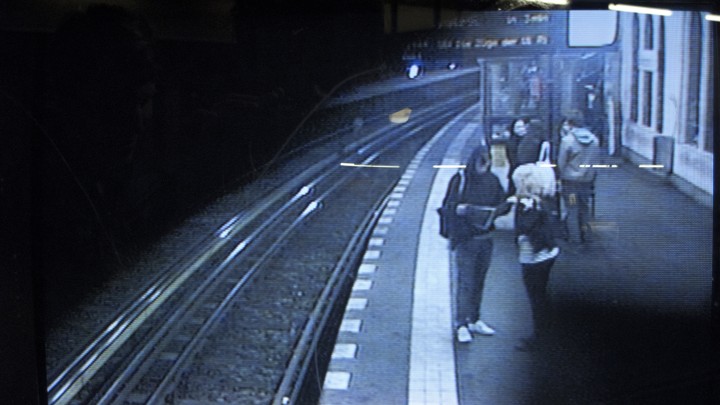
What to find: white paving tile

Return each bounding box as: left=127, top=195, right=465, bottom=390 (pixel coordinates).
left=379, top=216, right=394, bottom=224
left=346, top=298, right=367, bottom=310
left=387, top=200, right=401, bottom=208
left=358, top=263, right=377, bottom=275
left=369, top=237, right=384, bottom=247
left=332, top=343, right=357, bottom=359
left=323, top=371, right=351, bottom=390
left=352, top=279, right=373, bottom=291
left=373, top=226, right=389, bottom=235
left=340, top=319, right=362, bottom=333
left=383, top=208, right=397, bottom=216
left=363, top=250, right=381, bottom=260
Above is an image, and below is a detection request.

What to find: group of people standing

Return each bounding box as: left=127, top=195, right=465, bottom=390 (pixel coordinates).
left=440, top=116, right=600, bottom=350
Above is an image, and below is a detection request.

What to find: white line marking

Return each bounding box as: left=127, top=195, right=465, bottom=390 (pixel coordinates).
left=346, top=298, right=367, bottom=310
left=358, top=264, right=377, bottom=275
left=352, top=279, right=373, bottom=291
left=407, top=111, right=477, bottom=405
left=332, top=344, right=357, bottom=359
left=379, top=216, right=394, bottom=224
left=369, top=237, right=385, bottom=247
left=383, top=208, right=398, bottom=216
left=340, top=319, right=362, bottom=333
left=323, top=371, right=351, bottom=390
left=433, top=165, right=466, bottom=169
left=363, top=250, right=381, bottom=260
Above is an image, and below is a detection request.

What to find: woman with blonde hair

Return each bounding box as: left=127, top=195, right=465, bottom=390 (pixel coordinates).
left=508, top=162, right=561, bottom=351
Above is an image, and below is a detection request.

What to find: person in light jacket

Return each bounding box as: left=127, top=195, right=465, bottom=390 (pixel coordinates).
left=557, top=127, right=600, bottom=243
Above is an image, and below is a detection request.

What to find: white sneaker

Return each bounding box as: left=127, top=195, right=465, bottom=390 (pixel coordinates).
left=456, top=326, right=473, bottom=343
left=468, top=320, right=495, bottom=336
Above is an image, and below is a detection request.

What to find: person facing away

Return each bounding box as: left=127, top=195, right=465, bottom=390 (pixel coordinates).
left=508, top=162, right=561, bottom=351
left=557, top=127, right=601, bottom=243
left=441, top=146, right=509, bottom=343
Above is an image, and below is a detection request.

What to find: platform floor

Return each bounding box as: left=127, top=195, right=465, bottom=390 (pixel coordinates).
left=320, top=106, right=717, bottom=405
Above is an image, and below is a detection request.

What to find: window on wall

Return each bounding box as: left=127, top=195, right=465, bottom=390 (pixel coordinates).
left=685, top=12, right=702, bottom=146
left=642, top=72, right=653, bottom=127
left=630, top=14, right=639, bottom=123
left=656, top=17, right=664, bottom=133
left=644, top=14, right=654, bottom=50
left=630, top=14, right=663, bottom=130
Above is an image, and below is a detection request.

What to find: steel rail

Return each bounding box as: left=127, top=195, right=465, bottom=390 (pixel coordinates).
left=272, top=181, right=396, bottom=405
left=48, top=94, right=472, bottom=404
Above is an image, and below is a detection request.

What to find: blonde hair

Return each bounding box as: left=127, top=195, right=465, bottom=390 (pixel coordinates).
left=512, top=163, right=557, bottom=197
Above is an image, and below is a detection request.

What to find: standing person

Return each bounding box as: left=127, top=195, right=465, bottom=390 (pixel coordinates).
left=505, top=117, right=529, bottom=195
left=516, top=121, right=546, bottom=167
left=557, top=127, right=600, bottom=243
left=553, top=118, right=580, bottom=162
left=439, top=147, right=510, bottom=343
left=509, top=163, right=561, bottom=351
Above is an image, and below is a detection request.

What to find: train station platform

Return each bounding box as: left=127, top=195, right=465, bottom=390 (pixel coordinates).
left=319, top=106, right=717, bottom=405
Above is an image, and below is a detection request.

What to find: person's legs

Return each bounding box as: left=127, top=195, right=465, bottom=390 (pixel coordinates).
left=454, top=240, right=479, bottom=327
left=472, top=239, right=493, bottom=321
left=455, top=238, right=494, bottom=339
left=522, top=259, right=555, bottom=335
left=563, top=181, right=582, bottom=243
left=576, top=182, right=593, bottom=242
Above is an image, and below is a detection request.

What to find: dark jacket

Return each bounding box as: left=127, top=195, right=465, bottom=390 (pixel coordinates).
left=516, top=131, right=544, bottom=167
left=516, top=197, right=558, bottom=253
left=441, top=150, right=506, bottom=249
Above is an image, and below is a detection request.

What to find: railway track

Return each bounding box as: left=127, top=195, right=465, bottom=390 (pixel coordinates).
left=47, top=94, right=473, bottom=404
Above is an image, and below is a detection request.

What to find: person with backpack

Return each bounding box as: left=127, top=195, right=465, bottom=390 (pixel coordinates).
left=438, top=146, right=510, bottom=343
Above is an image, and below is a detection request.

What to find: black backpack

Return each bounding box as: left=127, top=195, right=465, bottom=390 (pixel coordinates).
left=437, top=170, right=466, bottom=239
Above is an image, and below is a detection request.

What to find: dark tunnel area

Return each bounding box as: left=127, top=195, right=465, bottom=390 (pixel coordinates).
left=1, top=1, right=402, bottom=323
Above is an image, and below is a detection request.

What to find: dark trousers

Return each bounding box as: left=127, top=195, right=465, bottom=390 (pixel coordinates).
left=521, top=258, right=556, bottom=336
left=453, top=237, right=493, bottom=326
left=562, top=180, right=593, bottom=243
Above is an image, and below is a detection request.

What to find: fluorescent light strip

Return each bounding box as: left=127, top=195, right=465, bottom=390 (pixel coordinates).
left=433, top=165, right=466, bottom=169
left=539, top=0, right=570, bottom=5
left=340, top=162, right=400, bottom=169
left=608, top=3, right=672, bottom=16
left=706, top=14, right=720, bottom=22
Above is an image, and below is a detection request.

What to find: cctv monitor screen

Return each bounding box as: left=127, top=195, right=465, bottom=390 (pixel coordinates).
left=0, top=1, right=716, bottom=404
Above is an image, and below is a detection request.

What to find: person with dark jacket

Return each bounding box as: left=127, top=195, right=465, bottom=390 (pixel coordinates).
left=516, top=122, right=546, bottom=167
left=505, top=118, right=530, bottom=195
left=557, top=127, right=600, bottom=243
left=441, top=146, right=509, bottom=343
